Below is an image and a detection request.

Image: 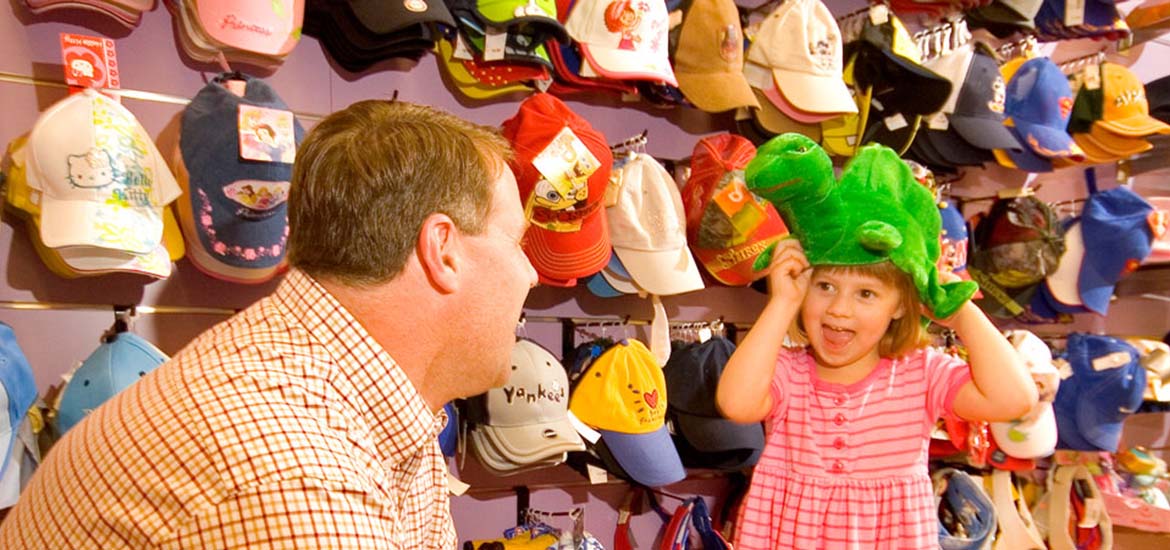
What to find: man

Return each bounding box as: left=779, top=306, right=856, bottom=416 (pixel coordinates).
left=0, top=101, right=538, bottom=549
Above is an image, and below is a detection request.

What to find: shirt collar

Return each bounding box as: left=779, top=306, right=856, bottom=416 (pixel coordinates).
left=272, top=269, right=441, bottom=465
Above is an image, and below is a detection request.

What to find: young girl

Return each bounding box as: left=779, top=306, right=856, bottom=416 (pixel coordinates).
left=716, top=239, right=1038, bottom=549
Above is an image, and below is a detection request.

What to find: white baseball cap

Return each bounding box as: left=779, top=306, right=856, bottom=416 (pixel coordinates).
left=745, top=0, right=856, bottom=115
left=990, top=330, right=1059, bottom=459
left=477, top=339, right=585, bottom=466
left=26, top=89, right=181, bottom=255
left=565, top=0, right=677, bottom=85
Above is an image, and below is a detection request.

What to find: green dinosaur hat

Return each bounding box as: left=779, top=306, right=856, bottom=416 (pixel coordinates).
left=745, top=133, right=978, bottom=319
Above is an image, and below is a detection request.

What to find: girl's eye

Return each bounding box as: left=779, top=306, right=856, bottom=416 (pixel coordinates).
left=859, top=289, right=876, bottom=299
left=816, top=282, right=833, bottom=292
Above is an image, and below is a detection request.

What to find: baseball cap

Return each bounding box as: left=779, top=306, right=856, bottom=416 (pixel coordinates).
left=24, top=0, right=148, bottom=27
left=1081, top=122, right=1154, bottom=157
left=0, top=323, right=36, bottom=484
left=606, top=153, right=704, bottom=296
left=6, top=135, right=179, bottom=279
left=1004, top=57, right=1085, bottom=161
left=990, top=330, right=1059, bottom=459
left=438, top=402, right=458, bottom=457
left=187, top=0, right=304, bottom=56
left=934, top=468, right=996, bottom=550
left=922, top=44, right=975, bottom=116
left=848, top=10, right=952, bottom=117
left=174, top=74, right=304, bottom=284
left=25, top=88, right=182, bottom=256
left=1096, top=63, right=1170, bottom=137
left=682, top=133, right=789, bottom=286
left=55, top=332, right=168, bottom=435
left=947, top=49, right=1020, bottom=151
left=1043, top=186, right=1154, bottom=315
left=502, top=93, right=613, bottom=287
left=475, top=339, right=585, bottom=466
left=921, top=127, right=995, bottom=167
left=435, top=37, right=536, bottom=100
left=1053, top=333, right=1146, bottom=452
left=568, top=339, right=685, bottom=487
left=745, top=0, right=855, bottom=115
left=672, top=0, right=757, bottom=113
left=664, top=337, right=764, bottom=470
left=564, top=0, right=677, bottom=85
left=969, top=194, right=1065, bottom=289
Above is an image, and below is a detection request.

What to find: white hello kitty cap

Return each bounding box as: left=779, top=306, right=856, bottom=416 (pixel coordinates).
left=25, top=88, right=180, bottom=255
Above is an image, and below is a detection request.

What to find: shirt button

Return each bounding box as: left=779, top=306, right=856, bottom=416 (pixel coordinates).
left=834, top=413, right=846, bottom=426
left=833, top=437, right=846, bottom=450
left=834, top=395, right=846, bottom=406
left=832, top=460, right=845, bottom=472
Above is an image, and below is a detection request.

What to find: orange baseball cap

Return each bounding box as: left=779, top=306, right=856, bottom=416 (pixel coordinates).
left=1097, top=62, right=1170, bottom=138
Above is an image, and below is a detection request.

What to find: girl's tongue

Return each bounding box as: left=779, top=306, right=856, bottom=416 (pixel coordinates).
left=822, top=325, right=854, bottom=349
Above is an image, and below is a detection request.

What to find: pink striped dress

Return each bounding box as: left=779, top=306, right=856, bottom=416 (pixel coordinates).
left=732, top=346, right=971, bottom=550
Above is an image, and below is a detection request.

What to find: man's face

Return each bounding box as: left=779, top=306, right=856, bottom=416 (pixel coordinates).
left=457, top=165, right=537, bottom=394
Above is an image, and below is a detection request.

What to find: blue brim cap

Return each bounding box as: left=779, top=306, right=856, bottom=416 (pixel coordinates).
left=1078, top=188, right=1155, bottom=315
left=439, top=402, right=458, bottom=457
left=586, top=273, right=625, bottom=298
left=1054, top=334, right=1147, bottom=451
left=1005, top=127, right=1055, bottom=172
left=598, top=426, right=685, bottom=487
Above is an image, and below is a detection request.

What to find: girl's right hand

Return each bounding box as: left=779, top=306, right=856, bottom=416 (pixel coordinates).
left=765, top=238, right=811, bottom=303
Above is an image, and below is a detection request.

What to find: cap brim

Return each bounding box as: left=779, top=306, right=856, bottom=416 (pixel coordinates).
left=598, top=426, right=686, bottom=487
left=676, top=71, right=760, bottom=113
left=989, top=403, right=1057, bottom=459
left=480, top=420, right=586, bottom=463
left=769, top=69, right=858, bottom=115
left=524, top=210, right=610, bottom=282
left=1045, top=221, right=1086, bottom=309
left=762, top=83, right=838, bottom=123
left=1097, top=114, right=1170, bottom=137
left=577, top=44, right=678, bottom=86
left=1013, top=121, right=1085, bottom=160
left=613, top=246, right=705, bottom=296
left=1002, top=128, right=1055, bottom=172
left=1086, top=125, right=1154, bottom=156
left=586, top=273, right=626, bottom=297
left=924, top=129, right=993, bottom=166
left=949, top=115, right=1022, bottom=151
left=673, top=412, right=764, bottom=453
left=750, top=89, right=823, bottom=137
left=37, top=198, right=162, bottom=254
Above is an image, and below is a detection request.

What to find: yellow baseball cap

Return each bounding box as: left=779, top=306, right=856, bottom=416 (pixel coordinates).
left=569, top=339, right=684, bottom=486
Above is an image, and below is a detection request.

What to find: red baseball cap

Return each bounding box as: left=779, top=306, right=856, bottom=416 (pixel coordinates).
left=502, top=93, right=613, bottom=286
left=682, top=133, right=789, bottom=286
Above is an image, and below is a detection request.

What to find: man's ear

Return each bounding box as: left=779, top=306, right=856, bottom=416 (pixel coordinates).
left=417, top=213, right=461, bottom=293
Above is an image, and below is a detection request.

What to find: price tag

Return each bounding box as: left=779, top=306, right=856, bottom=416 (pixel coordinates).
left=567, top=410, right=601, bottom=444
left=447, top=471, right=470, bottom=496
left=453, top=33, right=475, bottom=61
left=483, top=27, right=507, bottom=61
left=884, top=112, right=908, bottom=131
left=869, top=4, right=889, bottom=25
left=60, top=33, right=120, bottom=96
left=1065, top=0, right=1085, bottom=27
left=586, top=463, right=609, bottom=484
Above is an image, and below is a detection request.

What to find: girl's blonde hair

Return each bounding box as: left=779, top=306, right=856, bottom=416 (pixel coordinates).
left=787, top=261, right=928, bottom=359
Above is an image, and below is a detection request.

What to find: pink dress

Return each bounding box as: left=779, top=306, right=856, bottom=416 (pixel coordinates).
left=733, top=346, right=971, bottom=550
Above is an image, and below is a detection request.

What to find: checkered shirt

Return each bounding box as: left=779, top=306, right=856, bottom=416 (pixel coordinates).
left=0, top=269, right=457, bottom=549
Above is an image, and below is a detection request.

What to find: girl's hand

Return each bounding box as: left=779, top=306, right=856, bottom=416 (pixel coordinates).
left=923, top=270, right=966, bottom=329
left=765, top=238, right=811, bottom=304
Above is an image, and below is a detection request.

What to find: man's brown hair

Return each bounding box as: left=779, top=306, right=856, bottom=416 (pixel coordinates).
left=288, top=100, right=512, bottom=285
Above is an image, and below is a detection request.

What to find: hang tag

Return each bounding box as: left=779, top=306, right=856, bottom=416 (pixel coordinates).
left=238, top=105, right=297, bottom=164
left=453, top=33, right=475, bottom=61
left=586, top=463, right=609, bottom=484
left=567, top=410, right=601, bottom=444
left=650, top=295, right=671, bottom=368
left=1092, top=351, right=1132, bottom=371
left=742, top=61, right=772, bottom=91
left=1055, top=358, right=1074, bottom=379
left=483, top=27, right=507, bottom=62
left=1064, top=0, right=1085, bottom=27
left=1083, top=65, right=1101, bottom=91
left=926, top=112, right=950, bottom=131
left=447, top=471, right=470, bottom=496
left=605, top=167, right=625, bottom=207
left=532, top=126, right=601, bottom=201
left=884, top=112, right=909, bottom=131
left=869, top=4, right=889, bottom=25
left=533, top=77, right=553, bottom=93
left=698, top=326, right=713, bottom=343
left=1079, top=496, right=1103, bottom=528
left=60, top=33, right=120, bottom=95
left=668, top=9, right=683, bottom=29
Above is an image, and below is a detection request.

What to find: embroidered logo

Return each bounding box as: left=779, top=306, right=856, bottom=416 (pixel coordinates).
left=404, top=0, right=428, bottom=13
left=1114, top=88, right=1144, bottom=108
left=988, top=76, right=1006, bottom=114
left=1058, top=96, right=1074, bottom=119
left=718, top=24, right=741, bottom=63
left=809, top=38, right=835, bottom=70
left=221, top=14, right=273, bottom=36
